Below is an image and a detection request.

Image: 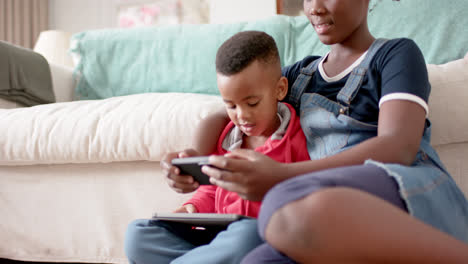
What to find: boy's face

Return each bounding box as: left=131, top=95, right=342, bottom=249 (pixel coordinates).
left=217, top=60, right=287, bottom=137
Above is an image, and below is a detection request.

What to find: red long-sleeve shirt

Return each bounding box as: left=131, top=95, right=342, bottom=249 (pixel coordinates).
left=184, top=103, right=309, bottom=218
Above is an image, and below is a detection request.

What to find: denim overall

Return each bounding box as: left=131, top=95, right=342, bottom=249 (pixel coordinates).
left=288, top=39, right=468, bottom=242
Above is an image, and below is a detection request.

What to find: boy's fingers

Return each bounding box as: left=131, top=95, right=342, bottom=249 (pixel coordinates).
left=161, top=163, right=180, bottom=179
left=172, top=206, right=188, bottom=213
left=179, top=148, right=199, bottom=158
left=160, top=152, right=179, bottom=170
left=168, top=180, right=199, bottom=193
left=170, top=173, right=195, bottom=184
left=185, top=204, right=197, bottom=213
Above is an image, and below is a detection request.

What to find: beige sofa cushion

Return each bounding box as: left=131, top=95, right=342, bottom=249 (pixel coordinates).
left=0, top=92, right=223, bottom=165
left=427, top=55, right=468, bottom=147
left=427, top=55, right=468, bottom=197
left=434, top=143, right=468, bottom=198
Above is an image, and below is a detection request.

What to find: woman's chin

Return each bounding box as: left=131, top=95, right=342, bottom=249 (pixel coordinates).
left=314, top=32, right=343, bottom=46
left=317, top=36, right=338, bottom=45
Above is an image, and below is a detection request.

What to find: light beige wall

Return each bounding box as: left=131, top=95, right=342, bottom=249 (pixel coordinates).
left=209, top=0, right=277, bottom=24
left=48, top=0, right=115, bottom=34
left=49, top=0, right=278, bottom=34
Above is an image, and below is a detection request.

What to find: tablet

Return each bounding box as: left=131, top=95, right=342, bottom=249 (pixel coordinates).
left=152, top=213, right=252, bottom=226
left=171, top=156, right=212, bottom=185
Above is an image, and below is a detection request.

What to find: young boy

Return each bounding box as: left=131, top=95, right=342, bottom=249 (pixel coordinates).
left=124, top=31, right=310, bottom=264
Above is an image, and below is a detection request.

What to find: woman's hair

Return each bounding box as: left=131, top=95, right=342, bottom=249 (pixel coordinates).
left=215, top=30, right=280, bottom=76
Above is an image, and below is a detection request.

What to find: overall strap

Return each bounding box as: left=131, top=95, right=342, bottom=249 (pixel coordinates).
left=289, top=58, right=321, bottom=110
left=336, top=38, right=389, bottom=112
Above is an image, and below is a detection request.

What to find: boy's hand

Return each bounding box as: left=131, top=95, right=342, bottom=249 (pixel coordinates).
left=161, top=149, right=200, bottom=193
left=173, top=204, right=198, bottom=213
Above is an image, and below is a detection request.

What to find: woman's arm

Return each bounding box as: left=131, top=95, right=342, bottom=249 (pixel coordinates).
left=193, top=108, right=230, bottom=154
left=205, top=99, right=426, bottom=201
left=285, top=99, right=426, bottom=176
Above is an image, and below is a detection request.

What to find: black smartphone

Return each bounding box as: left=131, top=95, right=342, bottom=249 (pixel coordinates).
left=171, top=156, right=212, bottom=185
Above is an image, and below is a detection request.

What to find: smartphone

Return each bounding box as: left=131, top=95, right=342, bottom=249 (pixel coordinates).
left=171, top=156, right=212, bottom=185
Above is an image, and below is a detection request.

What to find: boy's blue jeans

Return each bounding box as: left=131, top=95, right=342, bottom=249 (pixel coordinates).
left=124, top=218, right=262, bottom=264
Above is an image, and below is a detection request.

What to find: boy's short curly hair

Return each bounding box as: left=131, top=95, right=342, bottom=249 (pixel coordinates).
left=215, top=30, right=280, bottom=76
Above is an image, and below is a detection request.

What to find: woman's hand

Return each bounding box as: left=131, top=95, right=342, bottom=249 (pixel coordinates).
left=172, top=204, right=198, bottom=213
left=203, top=149, right=290, bottom=201
left=160, top=149, right=200, bottom=193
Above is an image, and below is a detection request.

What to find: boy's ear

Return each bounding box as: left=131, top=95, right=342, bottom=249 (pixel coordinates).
left=276, top=76, right=288, bottom=101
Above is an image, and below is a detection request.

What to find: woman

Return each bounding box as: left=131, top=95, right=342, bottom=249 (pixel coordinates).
left=163, top=0, right=468, bottom=263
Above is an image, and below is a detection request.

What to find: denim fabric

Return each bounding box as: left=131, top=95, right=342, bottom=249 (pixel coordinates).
left=367, top=158, right=468, bottom=243
left=125, top=219, right=195, bottom=264
left=124, top=218, right=262, bottom=264
left=256, top=163, right=407, bottom=239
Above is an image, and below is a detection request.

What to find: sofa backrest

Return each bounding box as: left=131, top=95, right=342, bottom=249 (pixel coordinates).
left=367, top=0, right=468, bottom=65
left=70, top=0, right=468, bottom=100
left=70, top=15, right=320, bottom=100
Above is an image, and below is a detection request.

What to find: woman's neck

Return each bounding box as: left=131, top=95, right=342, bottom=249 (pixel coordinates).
left=324, top=30, right=375, bottom=77
left=330, top=23, right=375, bottom=58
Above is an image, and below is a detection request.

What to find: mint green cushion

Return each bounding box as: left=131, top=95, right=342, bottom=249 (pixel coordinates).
left=368, top=0, right=468, bottom=65
left=71, top=16, right=325, bottom=100
left=72, top=0, right=468, bottom=100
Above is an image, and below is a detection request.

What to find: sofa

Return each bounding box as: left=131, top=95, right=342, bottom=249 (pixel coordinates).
left=1, top=0, right=467, bottom=263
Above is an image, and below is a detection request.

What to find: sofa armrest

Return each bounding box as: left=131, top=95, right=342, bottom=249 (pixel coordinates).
left=0, top=62, right=75, bottom=108
left=49, top=62, right=76, bottom=102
